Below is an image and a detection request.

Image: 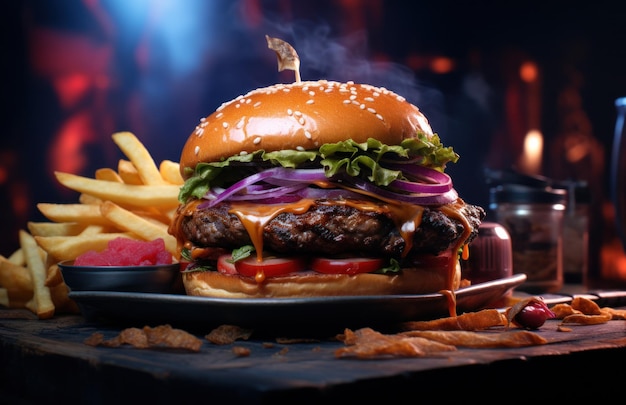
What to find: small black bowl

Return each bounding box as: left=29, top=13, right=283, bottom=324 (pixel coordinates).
left=58, top=261, right=181, bottom=293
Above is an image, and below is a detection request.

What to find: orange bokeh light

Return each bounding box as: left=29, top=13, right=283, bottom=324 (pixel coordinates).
left=430, top=56, right=455, bottom=74
left=519, top=61, right=538, bottom=83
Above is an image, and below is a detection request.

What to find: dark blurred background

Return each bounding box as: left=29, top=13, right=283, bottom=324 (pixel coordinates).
left=2, top=0, right=626, bottom=282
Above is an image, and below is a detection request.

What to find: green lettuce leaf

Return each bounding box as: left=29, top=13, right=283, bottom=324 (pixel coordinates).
left=178, top=132, right=458, bottom=203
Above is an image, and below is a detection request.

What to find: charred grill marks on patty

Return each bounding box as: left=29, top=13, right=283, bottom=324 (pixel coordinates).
left=179, top=200, right=485, bottom=260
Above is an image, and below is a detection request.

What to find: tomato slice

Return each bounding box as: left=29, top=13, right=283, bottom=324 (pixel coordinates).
left=234, top=256, right=306, bottom=281
left=217, top=254, right=238, bottom=275
left=179, top=260, right=191, bottom=272
left=311, top=257, right=383, bottom=275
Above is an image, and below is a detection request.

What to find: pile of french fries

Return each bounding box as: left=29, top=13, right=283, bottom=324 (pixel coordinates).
left=0, top=132, right=183, bottom=318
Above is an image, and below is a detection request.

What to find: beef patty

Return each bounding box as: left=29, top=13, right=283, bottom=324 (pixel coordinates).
left=178, top=200, right=485, bottom=260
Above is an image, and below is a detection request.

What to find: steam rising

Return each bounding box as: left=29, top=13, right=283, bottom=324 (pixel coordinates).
left=263, top=18, right=445, bottom=129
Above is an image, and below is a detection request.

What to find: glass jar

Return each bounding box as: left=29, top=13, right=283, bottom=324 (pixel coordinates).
left=490, top=184, right=567, bottom=294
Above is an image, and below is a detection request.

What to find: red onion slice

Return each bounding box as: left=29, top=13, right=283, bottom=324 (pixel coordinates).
left=199, top=168, right=327, bottom=208
left=386, top=163, right=453, bottom=194
left=199, top=165, right=456, bottom=209
left=348, top=176, right=459, bottom=205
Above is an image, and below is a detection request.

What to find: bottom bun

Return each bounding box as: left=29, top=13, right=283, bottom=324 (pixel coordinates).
left=182, top=263, right=461, bottom=298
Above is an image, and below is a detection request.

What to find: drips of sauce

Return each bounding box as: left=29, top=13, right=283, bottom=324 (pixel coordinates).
left=229, top=199, right=315, bottom=261
left=439, top=202, right=472, bottom=317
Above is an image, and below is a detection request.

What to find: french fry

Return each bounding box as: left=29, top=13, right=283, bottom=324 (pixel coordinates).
left=37, top=203, right=111, bottom=225
left=117, top=159, right=143, bottom=185
left=45, top=264, right=80, bottom=314
left=130, top=209, right=174, bottom=227
left=0, top=257, right=32, bottom=308
left=159, top=160, right=184, bottom=185
left=95, top=167, right=124, bottom=183
left=54, top=172, right=180, bottom=209
left=79, top=193, right=103, bottom=205
left=112, top=131, right=166, bottom=185
left=100, top=201, right=177, bottom=255
left=19, top=230, right=55, bottom=319
left=7, top=248, right=25, bottom=266
left=1, top=132, right=185, bottom=319
left=27, top=221, right=85, bottom=237
left=34, top=232, right=138, bottom=262
left=78, top=225, right=110, bottom=235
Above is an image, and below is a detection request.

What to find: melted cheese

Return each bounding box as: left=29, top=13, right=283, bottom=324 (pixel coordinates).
left=229, top=199, right=315, bottom=261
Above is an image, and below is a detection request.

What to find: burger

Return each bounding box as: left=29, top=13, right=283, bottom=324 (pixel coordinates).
left=168, top=80, right=485, bottom=299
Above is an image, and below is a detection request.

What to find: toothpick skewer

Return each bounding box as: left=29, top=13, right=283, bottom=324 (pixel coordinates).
left=266, top=35, right=301, bottom=83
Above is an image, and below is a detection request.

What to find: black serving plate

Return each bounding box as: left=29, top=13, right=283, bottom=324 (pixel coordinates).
left=69, top=274, right=526, bottom=336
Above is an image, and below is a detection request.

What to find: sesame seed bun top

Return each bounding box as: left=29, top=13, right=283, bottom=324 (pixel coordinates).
left=179, top=80, right=434, bottom=178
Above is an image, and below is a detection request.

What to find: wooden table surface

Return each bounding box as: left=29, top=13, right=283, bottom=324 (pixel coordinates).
left=2, top=298, right=626, bottom=404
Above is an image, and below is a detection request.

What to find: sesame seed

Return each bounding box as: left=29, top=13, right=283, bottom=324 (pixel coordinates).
left=367, top=107, right=376, bottom=114
left=350, top=95, right=357, bottom=100
left=296, top=146, right=305, bottom=151
left=304, top=130, right=312, bottom=139
left=364, top=97, right=374, bottom=102
left=396, top=95, right=406, bottom=102
left=376, top=114, right=384, bottom=121
left=222, top=122, right=229, bottom=129
left=253, top=137, right=261, bottom=144
left=200, top=117, right=207, bottom=122
left=343, top=99, right=351, bottom=104
left=245, top=99, right=251, bottom=104
left=306, top=99, right=314, bottom=104
left=194, top=146, right=200, bottom=155
left=253, top=101, right=261, bottom=108
left=287, top=109, right=293, bottom=116
left=236, top=119, right=244, bottom=129
left=294, top=110, right=302, bottom=117
left=309, top=91, right=315, bottom=97
left=216, top=112, right=223, bottom=119
left=239, top=151, right=248, bottom=156
left=360, top=104, right=366, bottom=110
left=298, top=117, right=305, bottom=125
